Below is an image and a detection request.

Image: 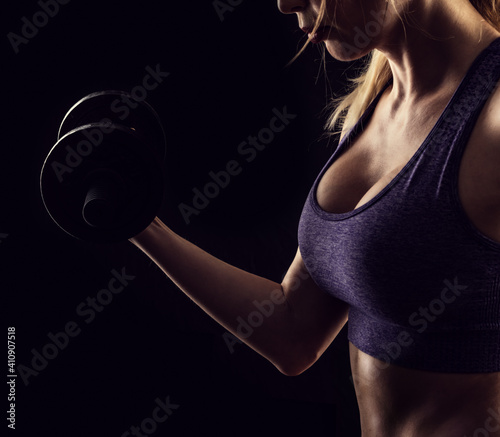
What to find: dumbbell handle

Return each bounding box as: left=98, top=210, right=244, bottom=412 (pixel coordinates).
left=82, top=170, right=123, bottom=228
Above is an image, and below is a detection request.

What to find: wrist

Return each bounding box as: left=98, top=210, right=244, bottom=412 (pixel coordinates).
left=128, top=217, right=165, bottom=245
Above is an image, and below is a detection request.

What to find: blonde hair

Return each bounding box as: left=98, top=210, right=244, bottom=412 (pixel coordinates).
left=295, top=0, right=500, bottom=136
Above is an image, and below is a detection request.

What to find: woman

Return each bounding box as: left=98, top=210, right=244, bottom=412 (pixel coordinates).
left=130, top=1, right=500, bottom=435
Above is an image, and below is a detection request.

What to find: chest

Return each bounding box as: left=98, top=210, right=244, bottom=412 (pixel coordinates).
left=316, top=95, right=500, bottom=243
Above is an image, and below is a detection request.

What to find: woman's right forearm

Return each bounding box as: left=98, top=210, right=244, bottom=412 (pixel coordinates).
left=128, top=217, right=299, bottom=373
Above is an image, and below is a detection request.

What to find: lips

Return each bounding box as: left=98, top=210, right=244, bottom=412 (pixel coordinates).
left=301, top=25, right=331, bottom=44
left=308, top=26, right=331, bottom=44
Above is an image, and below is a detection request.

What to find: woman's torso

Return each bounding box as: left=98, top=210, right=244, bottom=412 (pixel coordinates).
left=349, top=344, right=500, bottom=436
left=316, top=73, right=500, bottom=435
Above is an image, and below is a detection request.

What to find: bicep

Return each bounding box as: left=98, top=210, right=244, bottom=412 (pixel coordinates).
left=281, top=248, right=349, bottom=364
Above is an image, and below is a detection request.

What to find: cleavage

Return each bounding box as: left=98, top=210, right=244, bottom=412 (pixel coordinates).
left=316, top=126, right=420, bottom=215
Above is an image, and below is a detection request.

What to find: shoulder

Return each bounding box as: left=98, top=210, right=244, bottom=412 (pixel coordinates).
left=476, top=79, right=500, bottom=159
left=459, top=79, right=500, bottom=241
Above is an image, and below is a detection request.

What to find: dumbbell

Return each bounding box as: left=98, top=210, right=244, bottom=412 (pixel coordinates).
left=40, top=90, right=166, bottom=243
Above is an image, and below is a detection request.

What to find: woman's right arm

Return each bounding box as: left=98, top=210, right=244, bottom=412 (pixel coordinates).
left=129, top=217, right=349, bottom=376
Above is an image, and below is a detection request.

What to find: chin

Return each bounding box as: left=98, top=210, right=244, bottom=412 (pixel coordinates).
left=324, top=39, right=373, bottom=62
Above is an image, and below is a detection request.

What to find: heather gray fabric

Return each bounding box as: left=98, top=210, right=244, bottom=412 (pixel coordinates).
left=298, top=38, right=500, bottom=372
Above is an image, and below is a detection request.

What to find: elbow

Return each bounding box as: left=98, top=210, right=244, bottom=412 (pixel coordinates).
left=275, top=364, right=308, bottom=377
left=273, top=348, right=320, bottom=377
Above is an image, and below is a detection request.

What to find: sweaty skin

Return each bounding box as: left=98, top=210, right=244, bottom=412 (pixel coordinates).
left=278, top=0, right=500, bottom=435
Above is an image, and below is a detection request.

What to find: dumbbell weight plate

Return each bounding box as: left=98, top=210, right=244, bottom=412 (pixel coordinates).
left=40, top=91, right=166, bottom=243
left=58, top=90, right=166, bottom=159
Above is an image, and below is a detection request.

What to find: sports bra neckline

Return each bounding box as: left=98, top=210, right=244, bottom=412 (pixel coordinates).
left=311, top=38, right=500, bottom=221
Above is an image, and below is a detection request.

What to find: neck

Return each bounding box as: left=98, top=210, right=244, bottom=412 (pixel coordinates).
left=379, top=0, right=500, bottom=107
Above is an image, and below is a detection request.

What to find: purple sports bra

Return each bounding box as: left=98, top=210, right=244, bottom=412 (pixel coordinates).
left=298, top=38, right=500, bottom=373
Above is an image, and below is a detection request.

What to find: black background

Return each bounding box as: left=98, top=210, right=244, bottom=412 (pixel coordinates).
left=3, top=1, right=363, bottom=436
